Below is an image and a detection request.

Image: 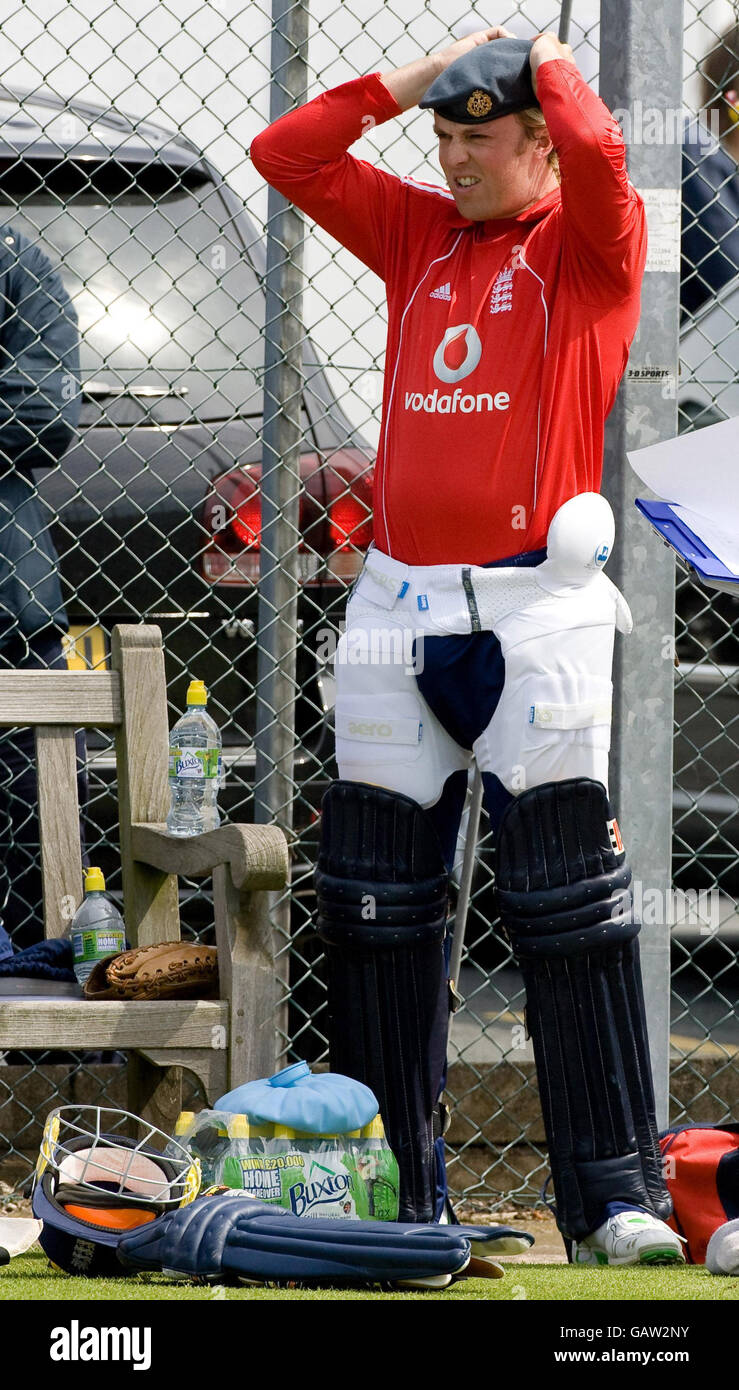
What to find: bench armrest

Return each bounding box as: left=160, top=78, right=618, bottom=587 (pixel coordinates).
left=130, top=822, right=289, bottom=890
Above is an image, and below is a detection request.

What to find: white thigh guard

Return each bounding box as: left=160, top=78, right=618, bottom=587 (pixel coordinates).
left=474, top=581, right=621, bottom=794
left=334, top=494, right=631, bottom=802
left=334, top=599, right=469, bottom=808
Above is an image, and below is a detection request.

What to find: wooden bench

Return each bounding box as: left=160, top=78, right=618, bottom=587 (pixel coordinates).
left=0, top=624, right=289, bottom=1130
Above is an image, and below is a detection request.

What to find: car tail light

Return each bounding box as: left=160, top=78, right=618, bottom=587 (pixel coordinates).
left=231, top=493, right=261, bottom=549
left=201, top=448, right=374, bottom=587
left=324, top=454, right=374, bottom=581
left=201, top=467, right=263, bottom=585
left=329, top=494, right=374, bottom=550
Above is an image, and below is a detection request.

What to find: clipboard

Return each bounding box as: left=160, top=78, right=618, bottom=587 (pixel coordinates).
left=635, top=498, right=739, bottom=593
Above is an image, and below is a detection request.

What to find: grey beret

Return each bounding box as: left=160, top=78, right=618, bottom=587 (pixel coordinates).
left=419, top=38, right=537, bottom=124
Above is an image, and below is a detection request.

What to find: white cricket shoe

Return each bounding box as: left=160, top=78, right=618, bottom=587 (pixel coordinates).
left=573, top=1211, right=686, bottom=1267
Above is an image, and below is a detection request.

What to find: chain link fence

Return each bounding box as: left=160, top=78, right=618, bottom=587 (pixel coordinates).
left=670, top=0, right=739, bottom=1140
left=0, top=0, right=737, bottom=1215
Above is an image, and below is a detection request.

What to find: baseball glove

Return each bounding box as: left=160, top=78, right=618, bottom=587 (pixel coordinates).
left=83, top=942, right=219, bottom=1001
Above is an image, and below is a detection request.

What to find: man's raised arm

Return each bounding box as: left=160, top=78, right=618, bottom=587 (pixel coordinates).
left=250, top=74, right=401, bottom=278
left=530, top=33, right=647, bottom=302
left=249, top=27, right=511, bottom=278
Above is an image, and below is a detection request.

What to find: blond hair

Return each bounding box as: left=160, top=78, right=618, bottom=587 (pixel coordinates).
left=515, top=107, right=560, bottom=181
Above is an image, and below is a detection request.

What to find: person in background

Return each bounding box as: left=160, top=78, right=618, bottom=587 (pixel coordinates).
left=0, top=224, right=82, bottom=959
left=682, top=22, right=739, bottom=318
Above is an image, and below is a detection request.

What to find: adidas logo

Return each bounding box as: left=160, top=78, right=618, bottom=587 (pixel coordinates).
left=430, top=282, right=451, bottom=301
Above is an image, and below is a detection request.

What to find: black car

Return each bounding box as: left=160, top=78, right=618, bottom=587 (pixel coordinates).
left=0, top=94, right=370, bottom=802
left=0, top=87, right=372, bottom=1050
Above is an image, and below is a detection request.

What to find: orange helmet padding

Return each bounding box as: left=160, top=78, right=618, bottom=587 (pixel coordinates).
left=61, top=1202, right=156, bottom=1231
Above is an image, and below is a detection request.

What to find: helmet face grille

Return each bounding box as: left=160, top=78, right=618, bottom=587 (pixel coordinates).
left=36, top=1106, right=199, bottom=1207
left=32, top=1105, right=201, bottom=1278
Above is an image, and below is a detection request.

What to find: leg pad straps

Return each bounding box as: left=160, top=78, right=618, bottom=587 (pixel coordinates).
left=316, top=781, right=449, bottom=1223
left=495, top=779, right=672, bottom=1240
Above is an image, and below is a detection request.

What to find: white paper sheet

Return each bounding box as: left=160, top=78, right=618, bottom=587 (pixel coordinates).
left=627, top=416, right=739, bottom=532
left=672, top=506, right=739, bottom=576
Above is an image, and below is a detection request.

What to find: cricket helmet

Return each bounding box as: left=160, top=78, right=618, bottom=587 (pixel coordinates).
left=31, top=1105, right=200, bottom=1276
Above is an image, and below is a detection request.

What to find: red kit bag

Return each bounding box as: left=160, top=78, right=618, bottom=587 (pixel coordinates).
left=659, top=1124, right=739, bottom=1264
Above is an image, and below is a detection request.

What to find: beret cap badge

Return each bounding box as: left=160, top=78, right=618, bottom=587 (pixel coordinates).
left=466, top=90, right=493, bottom=118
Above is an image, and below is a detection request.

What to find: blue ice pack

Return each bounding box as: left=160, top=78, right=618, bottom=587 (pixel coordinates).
left=215, top=1061, right=378, bottom=1134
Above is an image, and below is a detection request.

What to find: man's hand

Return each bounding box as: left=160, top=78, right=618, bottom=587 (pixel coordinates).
left=436, top=25, right=516, bottom=71
left=529, top=32, right=576, bottom=94
left=381, top=26, right=514, bottom=114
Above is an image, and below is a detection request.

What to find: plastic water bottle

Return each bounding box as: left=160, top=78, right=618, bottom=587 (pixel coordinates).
left=68, top=867, right=126, bottom=986
left=167, top=678, right=221, bottom=836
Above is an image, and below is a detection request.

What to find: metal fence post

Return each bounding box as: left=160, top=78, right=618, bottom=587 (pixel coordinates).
left=253, top=0, right=309, bottom=1061
left=599, top=0, right=683, bottom=1126
left=254, top=0, right=308, bottom=831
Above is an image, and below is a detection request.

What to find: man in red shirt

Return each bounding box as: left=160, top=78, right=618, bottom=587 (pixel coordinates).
left=251, top=30, right=682, bottom=1265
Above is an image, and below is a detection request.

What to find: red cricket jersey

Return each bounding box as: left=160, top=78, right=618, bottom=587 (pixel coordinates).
left=250, top=61, right=646, bottom=565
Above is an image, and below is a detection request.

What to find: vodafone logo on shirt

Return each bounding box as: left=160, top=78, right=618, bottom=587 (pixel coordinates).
left=433, top=324, right=481, bottom=383
left=402, top=323, right=511, bottom=415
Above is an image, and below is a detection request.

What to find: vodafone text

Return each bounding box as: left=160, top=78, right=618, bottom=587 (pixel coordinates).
left=404, top=388, right=510, bottom=414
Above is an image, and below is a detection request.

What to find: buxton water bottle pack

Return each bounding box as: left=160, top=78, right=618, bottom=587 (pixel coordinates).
left=174, top=1062, right=400, bottom=1221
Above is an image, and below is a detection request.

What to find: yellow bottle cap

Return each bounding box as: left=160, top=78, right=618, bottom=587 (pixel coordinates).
left=361, top=1116, right=385, bottom=1139
left=186, top=679, right=208, bottom=706
left=174, top=1111, right=195, bottom=1135
left=84, top=867, right=106, bottom=893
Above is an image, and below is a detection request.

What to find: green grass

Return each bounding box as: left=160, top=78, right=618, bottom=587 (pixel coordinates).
left=1, top=1251, right=737, bottom=1300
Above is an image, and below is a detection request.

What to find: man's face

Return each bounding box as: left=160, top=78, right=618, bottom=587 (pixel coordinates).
left=434, top=111, right=552, bottom=221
